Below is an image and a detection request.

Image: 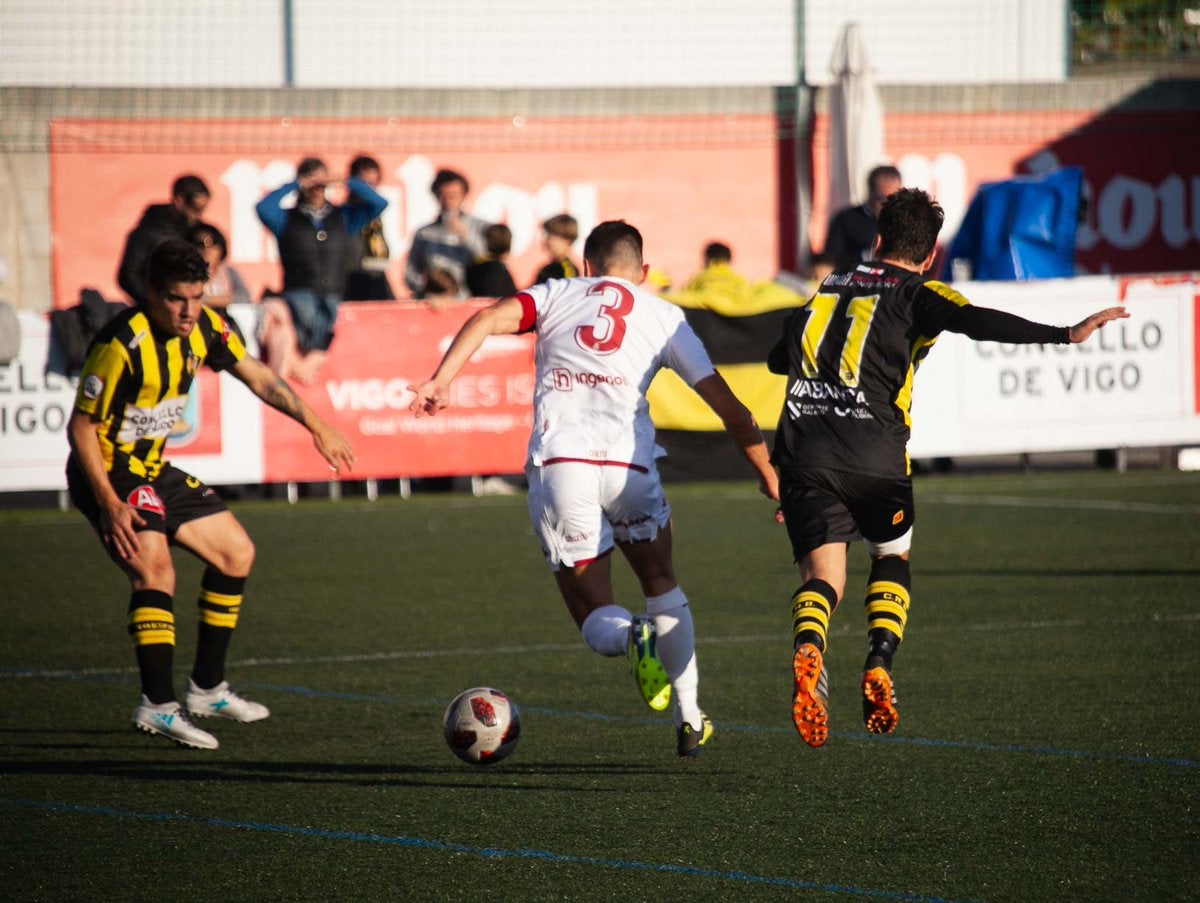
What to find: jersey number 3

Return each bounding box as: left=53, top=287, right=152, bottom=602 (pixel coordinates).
left=800, top=293, right=879, bottom=387
left=575, top=281, right=634, bottom=355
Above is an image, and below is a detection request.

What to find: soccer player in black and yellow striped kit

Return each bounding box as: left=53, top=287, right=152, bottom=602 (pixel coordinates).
left=768, top=189, right=1128, bottom=748
left=67, top=239, right=354, bottom=749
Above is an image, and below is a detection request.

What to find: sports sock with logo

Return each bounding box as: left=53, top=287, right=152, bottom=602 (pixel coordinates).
left=192, top=568, right=245, bottom=690
left=791, top=579, right=840, bottom=653
left=128, top=589, right=175, bottom=704
left=646, top=586, right=702, bottom=730
left=864, top=556, right=911, bottom=671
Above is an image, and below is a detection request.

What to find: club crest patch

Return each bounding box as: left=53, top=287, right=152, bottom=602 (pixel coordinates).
left=82, top=375, right=104, bottom=400
left=127, top=484, right=165, bottom=517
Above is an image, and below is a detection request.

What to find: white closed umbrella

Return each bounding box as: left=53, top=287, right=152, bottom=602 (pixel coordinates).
left=827, top=22, right=887, bottom=216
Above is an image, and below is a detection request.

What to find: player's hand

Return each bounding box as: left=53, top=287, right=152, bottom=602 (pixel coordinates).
left=314, top=426, right=355, bottom=476
left=101, top=501, right=145, bottom=560
left=1068, top=306, right=1129, bottom=344
left=408, top=380, right=449, bottom=417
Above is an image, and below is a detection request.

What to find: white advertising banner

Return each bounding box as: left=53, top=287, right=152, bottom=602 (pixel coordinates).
left=909, top=275, right=1199, bottom=457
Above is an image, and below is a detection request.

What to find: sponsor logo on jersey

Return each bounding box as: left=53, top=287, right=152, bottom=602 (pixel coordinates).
left=572, top=371, right=629, bottom=388
left=116, top=397, right=189, bottom=443
left=552, top=368, right=573, bottom=391
left=82, top=375, right=104, bottom=400
left=127, top=484, right=165, bottom=516
left=128, top=329, right=147, bottom=349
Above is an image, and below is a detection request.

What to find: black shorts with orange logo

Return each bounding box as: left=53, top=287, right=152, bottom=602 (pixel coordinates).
left=66, top=458, right=229, bottom=537
left=777, top=465, right=915, bottom=560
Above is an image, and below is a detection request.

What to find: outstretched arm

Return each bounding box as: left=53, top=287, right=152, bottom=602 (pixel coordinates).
left=229, top=355, right=355, bottom=474
left=691, top=372, right=779, bottom=503
left=408, top=296, right=526, bottom=417
left=1067, top=306, right=1129, bottom=343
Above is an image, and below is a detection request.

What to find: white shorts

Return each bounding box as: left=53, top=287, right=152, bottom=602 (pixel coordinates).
left=525, top=460, right=671, bottom=570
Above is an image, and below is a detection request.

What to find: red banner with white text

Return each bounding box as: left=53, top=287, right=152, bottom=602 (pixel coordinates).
left=258, top=302, right=535, bottom=482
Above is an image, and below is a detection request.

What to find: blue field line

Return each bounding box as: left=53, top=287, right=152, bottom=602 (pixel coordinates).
left=6, top=667, right=1198, bottom=771
left=0, top=798, right=974, bottom=903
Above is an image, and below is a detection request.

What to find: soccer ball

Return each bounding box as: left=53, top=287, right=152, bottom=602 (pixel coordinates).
left=442, top=687, right=521, bottom=765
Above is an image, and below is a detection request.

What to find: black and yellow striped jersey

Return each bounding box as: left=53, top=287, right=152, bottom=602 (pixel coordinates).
left=71, top=305, right=245, bottom=478
left=768, top=262, right=1068, bottom=478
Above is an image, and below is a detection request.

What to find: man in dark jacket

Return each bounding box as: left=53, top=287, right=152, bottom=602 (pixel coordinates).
left=116, top=175, right=211, bottom=305
left=256, top=157, right=387, bottom=356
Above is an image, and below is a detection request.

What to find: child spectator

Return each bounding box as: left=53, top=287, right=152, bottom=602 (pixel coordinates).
left=466, top=224, right=518, bottom=298
left=532, top=214, right=580, bottom=285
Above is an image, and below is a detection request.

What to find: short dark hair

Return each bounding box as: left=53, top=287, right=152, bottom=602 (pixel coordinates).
left=144, top=239, right=210, bottom=301
left=543, top=213, right=579, bottom=242
left=349, top=155, right=381, bottom=178
left=171, top=175, right=209, bottom=204
left=296, top=157, right=327, bottom=179
left=483, top=223, right=512, bottom=257
left=583, top=220, right=643, bottom=273
left=185, top=222, right=228, bottom=261
left=875, top=188, right=944, bottom=265
left=867, top=165, right=902, bottom=198
left=431, top=168, right=468, bottom=195
left=704, top=241, right=732, bottom=265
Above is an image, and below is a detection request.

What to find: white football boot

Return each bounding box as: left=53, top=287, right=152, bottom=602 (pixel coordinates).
left=185, top=680, right=271, bottom=723
left=131, top=697, right=219, bottom=749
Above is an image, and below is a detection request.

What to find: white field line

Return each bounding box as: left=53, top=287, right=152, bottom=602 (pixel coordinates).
left=6, top=611, right=1199, bottom=679
left=926, top=493, right=1200, bottom=515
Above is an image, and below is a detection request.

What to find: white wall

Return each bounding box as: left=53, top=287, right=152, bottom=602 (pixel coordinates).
left=1, top=0, right=1067, bottom=89
left=803, top=0, right=1068, bottom=86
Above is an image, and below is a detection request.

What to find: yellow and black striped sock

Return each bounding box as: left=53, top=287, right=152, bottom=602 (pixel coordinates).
left=790, top=579, right=839, bottom=653
left=864, top=557, right=911, bottom=670
left=128, top=589, right=175, bottom=704
left=193, top=568, right=245, bottom=689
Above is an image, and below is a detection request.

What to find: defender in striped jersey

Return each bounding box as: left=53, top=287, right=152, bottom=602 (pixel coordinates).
left=67, top=240, right=354, bottom=749
left=410, top=221, right=779, bottom=757
left=769, top=189, right=1128, bottom=747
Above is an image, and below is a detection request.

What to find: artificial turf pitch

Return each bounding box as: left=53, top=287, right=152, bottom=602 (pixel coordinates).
left=2, top=469, right=1198, bottom=901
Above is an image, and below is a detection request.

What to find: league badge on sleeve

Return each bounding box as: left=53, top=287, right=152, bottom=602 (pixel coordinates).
left=82, top=375, right=104, bottom=400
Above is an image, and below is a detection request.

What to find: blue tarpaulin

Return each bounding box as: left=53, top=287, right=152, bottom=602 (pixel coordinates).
left=946, top=166, right=1083, bottom=281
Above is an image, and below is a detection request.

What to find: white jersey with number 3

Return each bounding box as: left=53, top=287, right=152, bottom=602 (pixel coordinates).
left=515, top=276, right=715, bottom=470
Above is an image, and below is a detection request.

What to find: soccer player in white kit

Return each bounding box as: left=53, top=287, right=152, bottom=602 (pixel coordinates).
left=410, top=220, right=779, bottom=757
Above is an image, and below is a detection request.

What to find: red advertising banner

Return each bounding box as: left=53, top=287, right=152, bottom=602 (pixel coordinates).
left=258, top=302, right=535, bottom=482
left=49, top=116, right=782, bottom=309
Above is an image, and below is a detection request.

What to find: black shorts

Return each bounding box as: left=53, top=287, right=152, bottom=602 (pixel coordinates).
left=778, top=466, right=914, bottom=560
left=67, top=459, right=229, bottom=537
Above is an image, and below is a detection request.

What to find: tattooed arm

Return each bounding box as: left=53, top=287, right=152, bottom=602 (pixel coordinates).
left=230, top=356, right=355, bottom=474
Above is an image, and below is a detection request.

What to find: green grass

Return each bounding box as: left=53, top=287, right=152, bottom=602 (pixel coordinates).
left=2, top=470, right=1199, bottom=902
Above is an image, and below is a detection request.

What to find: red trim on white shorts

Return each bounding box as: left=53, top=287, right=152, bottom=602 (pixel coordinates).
left=542, top=456, right=649, bottom=474
left=568, top=546, right=615, bottom=569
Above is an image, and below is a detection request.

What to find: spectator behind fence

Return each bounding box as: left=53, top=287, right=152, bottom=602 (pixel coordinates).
left=532, top=213, right=580, bottom=285
left=343, top=155, right=395, bottom=301
left=117, top=174, right=210, bottom=305
left=824, top=165, right=902, bottom=272
left=404, top=168, right=489, bottom=299
left=255, top=156, right=388, bottom=370
left=186, top=222, right=250, bottom=345
left=466, top=224, right=518, bottom=298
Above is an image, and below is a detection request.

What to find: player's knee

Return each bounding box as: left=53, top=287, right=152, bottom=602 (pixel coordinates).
left=216, top=535, right=255, bottom=577
left=131, top=558, right=176, bottom=594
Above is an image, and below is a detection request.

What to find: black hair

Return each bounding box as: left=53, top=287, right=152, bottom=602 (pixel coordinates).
left=583, top=220, right=644, bottom=272
left=296, top=157, right=327, bottom=179
left=704, top=241, right=732, bottom=265
left=144, top=238, right=210, bottom=301
left=875, top=188, right=944, bottom=265
left=171, top=174, right=210, bottom=204
left=431, top=168, right=469, bottom=195
left=185, top=221, right=228, bottom=261
left=349, top=155, right=381, bottom=178
left=867, top=165, right=902, bottom=198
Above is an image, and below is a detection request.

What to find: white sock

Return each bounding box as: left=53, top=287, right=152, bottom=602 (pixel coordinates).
left=580, top=604, right=633, bottom=657
left=646, top=587, right=701, bottom=729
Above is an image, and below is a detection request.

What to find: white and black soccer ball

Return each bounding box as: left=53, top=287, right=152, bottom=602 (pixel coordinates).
left=442, top=687, right=521, bottom=765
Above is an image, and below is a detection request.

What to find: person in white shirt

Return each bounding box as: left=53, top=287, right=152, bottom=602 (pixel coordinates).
left=409, top=220, right=779, bottom=758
